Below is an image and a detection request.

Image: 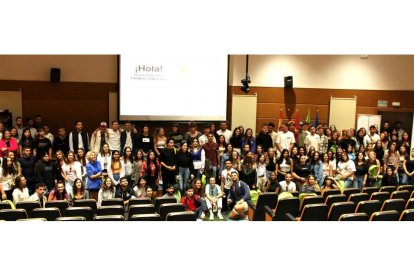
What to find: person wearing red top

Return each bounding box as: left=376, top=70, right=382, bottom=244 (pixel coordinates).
left=202, top=133, right=219, bottom=179
left=0, top=130, right=18, bottom=158
left=180, top=186, right=204, bottom=220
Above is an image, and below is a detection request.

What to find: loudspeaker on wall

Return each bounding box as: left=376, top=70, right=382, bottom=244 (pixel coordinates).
left=284, top=76, right=293, bottom=88
left=50, top=68, right=61, bottom=83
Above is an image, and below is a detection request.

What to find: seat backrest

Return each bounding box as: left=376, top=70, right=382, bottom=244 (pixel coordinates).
left=0, top=201, right=12, bottom=210
left=339, top=213, right=369, bottom=221
left=362, top=187, right=380, bottom=197
left=32, top=207, right=61, bottom=221
left=74, top=199, right=98, bottom=214
left=370, top=210, right=399, bottom=221
left=130, top=214, right=161, bottom=221
left=166, top=211, right=197, bottom=221
left=328, top=202, right=355, bottom=221
left=159, top=203, right=185, bottom=221
left=399, top=209, right=414, bottom=221
left=45, top=200, right=69, bottom=217
left=370, top=192, right=390, bottom=204
left=343, top=188, right=361, bottom=200
left=101, top=198, right=124, bottom=207
left=300, top=196, right=324, bottom=213
left=56, top=216, right=87, bottom=221
left=349, top=193, right=370, bottom=206
left=391, top=190, right=410, bottom=201
left=0, top=209, right=28, bottom=221
left=256, top=193, right=278, bottom=209
left=17, top=218, right=47, bottom=221
left=355, top=200, right=382, bottom=217
left=15, top=201, right=41, bottom=218
left=381, top=199, right=406, bottom=214
left=405, top=198, right=414, bottom=210
left=299, top=203, right=328, bottom=221
left=397, top=185, right=414, bottom=194
left=322, top=189, right=341, bottom=200
left=94, top=215, right=125, bottom=221
left=128, top=198, right=151, bottom=209
left=65, top=207, right=93, bottom=221
left=273, top=197, right=300, bottom=221
left=128, top=204, right=155, bottom=220
left=380, top=186, right=397, bottom=194
left=290, top=191, right=299, bottom=198
left=154, top=197, right=177, bottom=213
left=97, top=205, right=124, bottom=217
left=325, top=194, right=347, bottom=207
left=252, top=193, right=278, bottom=221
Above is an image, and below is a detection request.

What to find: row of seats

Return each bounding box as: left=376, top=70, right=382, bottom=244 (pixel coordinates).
left=247, top=185, right=414, bottom=221
left=0, top=198, right=196, bottom=221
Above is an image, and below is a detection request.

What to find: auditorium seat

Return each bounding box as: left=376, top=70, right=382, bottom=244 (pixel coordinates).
left=369, top=192, right=390, bottom=205
left=32, top=207, right=61, bottom=221
left=349, top=193, right=370, bottom=206
left=322, top=189, right=341, bottom=200
left=154, top=197, right=177, bottom=213
left=369, top=211, right=399, bottom=221
left=94, top=215, right=125, bottom=221
left=159, top=203, right=185, bottom=221
left=355, top=200, right=382, bottom=218
left=128, top=198, right=151, bottom=209
left=0, top=201, right=12, bottom=210
left=328, top=202, right=355, bottom=221
left=297, top=203, right=328, bottom=221
left=399, top=209, right=414, bottom=221
left=128, top=204, right=155, bottom=220
left=15, top=201, right=41, bottom=218
left=343, top=188, right=361, bottom=200
left=380, top=186, right=397, bottom=194
left=73, top=199, right=98, bottom=215
left=264, top=197, right=300, bottom=221
left=248, top=192, right=278, bottom=221
left=101, top=198, right=124, bottom=207
left=339, top=213, right=369, bottom=221
left=97, top=205, right=124, bottom=217
left=17, top=218, right=47, bottom=221
left=0, top=209, right=28, bottom=221
left=397, top=185, right=414, bottom=194
left=391, top=190, right=410, bottom=201
left=362, top=187, right=380, bottom=197
left=130, top=214, right=161, bottom=221
left=381, top=199, right=406, bottom=214
left=65, top=207, right=93, bottom=221
left=405, top=198, right=414, bottom=210
left=166, top=211, right=197, bottom=221
left=300, top=196, right=324, bottom=214
left=56, top=216, right=87, bottom=221
left=45, top=200, right=69, bottom=217
left=325, top=194, right=347, bottom=208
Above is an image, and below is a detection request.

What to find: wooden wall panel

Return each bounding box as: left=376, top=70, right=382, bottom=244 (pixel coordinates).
left=231, top=86, right=414, bottom=131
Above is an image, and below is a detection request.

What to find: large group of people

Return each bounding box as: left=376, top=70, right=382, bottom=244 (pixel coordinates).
left=0, top=114, right=413, bottom=220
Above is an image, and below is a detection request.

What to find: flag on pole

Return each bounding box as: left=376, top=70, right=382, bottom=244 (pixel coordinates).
left=295, top=109, right=299, bottom=130
left=314, top=109, right=319, bottom=127
left=278, top=108, right=283, bottom=128
left=305, top=109, right=311, bottom=124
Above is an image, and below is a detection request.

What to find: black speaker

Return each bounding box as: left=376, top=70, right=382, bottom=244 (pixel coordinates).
left=284, top=76, right=293, bottom=88
left=50, top=68, right=61, bottom=83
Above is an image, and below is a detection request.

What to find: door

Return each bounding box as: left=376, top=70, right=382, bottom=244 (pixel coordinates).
left=377, top=111, right=413, bottom=136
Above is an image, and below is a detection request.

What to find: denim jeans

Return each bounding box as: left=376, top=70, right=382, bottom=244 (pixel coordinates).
left=353, top=176, right=364, bottom=189
left=344, top=179, right=354, bottom=189
left=178, top=167, right=190, bottom=192
left=404, top=175, right=414, bottom=185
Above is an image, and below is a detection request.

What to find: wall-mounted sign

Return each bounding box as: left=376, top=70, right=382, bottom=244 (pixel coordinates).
left=377, top=100, right=388, bottom=108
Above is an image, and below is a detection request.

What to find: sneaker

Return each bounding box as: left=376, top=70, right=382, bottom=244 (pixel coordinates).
left=217, top=210, right=224, bottom=220
left=200, top=212, right=206, bottom=220
left=196, top=218, right=202, bottom=222
left=209, top=213, right=214, bottom=221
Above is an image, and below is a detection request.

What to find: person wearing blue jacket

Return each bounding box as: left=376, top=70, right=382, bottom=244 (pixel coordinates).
left=86, top=151, right=102, bottom=201
left=227, top=171, right=252, bottom=220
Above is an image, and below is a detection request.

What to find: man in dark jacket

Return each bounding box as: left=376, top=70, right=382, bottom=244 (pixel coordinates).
left=18, top=147, right=37, bottom=193
left=115, top=177, right=136, bottom=207
left=227, top=171, right=252, bottom=220
left=255, top=124, right=273, bottom=152
left=36, top=152, right=56, bottom=193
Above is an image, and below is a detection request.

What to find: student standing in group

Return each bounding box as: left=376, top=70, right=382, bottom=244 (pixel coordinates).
left=216, top=121, right=232, bottom=144
left=86, top=151, right=102, bottom=200
left=184, top=121, right=201, bottom=146
left=120, top=121, right=137, bottom=154
left=169, top=123, right=184, bottom=149
left=33, top=127, right=52, bottom=161
left=153, top=127, right=167, bottom=157
left=53, top=127, right=70, bottom=156
left=0, top=130, right=18, bottom=158
left=107, top=121, right=122, bottom=152
left=69, top=120, right=89, bottom=152
left=137, top=125, right=153, bottom=159
left=12, top=176, right=30, bottom=204
left=159, top=138, right=177, bottom=194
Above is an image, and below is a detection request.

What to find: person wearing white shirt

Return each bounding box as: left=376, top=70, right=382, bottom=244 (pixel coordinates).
left=304, top=125, right=321, bottom=152
left=278, top=173, right=297, bottom=192
left=61, top=151, right=83, bottom=194
left=12, top=176, right=30, bottom=204
left=276, top=123, right=296, bottom=153
left=107, top=121, right=122, bottom=152
left=199, top=125, right=216, bottom=146
left=216, top=121, right=232, bottom=144
left=363, top=125, right=380, bottom=148
left=28, top=183, right=47, bottom=208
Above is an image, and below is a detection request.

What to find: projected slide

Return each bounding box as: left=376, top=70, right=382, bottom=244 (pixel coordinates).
left=120, top=55, right=228, bottom=121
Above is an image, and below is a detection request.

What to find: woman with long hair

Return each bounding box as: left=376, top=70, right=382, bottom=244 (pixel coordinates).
left=336, top=152, right=356, bottom=189
left=130, top=149, right=144, bottom=187
left=121, top=146, right=134, bottom=187
left=374, top=140, right=385, bottom=167
left=400, top=132, right=410, bottom=152
left=0, top=156, right=17, bottom=200
left=355, top=128, right=366, bottom=151
left=276, top=149, right=293, bottom=182
left=48, top=182, right=69, bottom=201
left=230, top=150, right=241, bottom=172
left=141, top=151, right=160, bottom=196
left=265, top=148, right=277, bottom=180
left=367, top=151, right=381, bottom=187
left=97, top=178, right=116, bottom=207
left=176, top=142, right=194, bottom=194
left=310, top=151, right=323, bottom=185
left=108, top=150, right=125, bottom=186
left=230, top=127, right=243, bottom=154
left=133, top=176, right=148, bottom=198
left=320, top=176, right=339, bottom=196
left=97, top=143, right=111, bottom=179
left=217, top=135, right=227, bottom=169
left=256, top=154, right=267, bottom=192
left=398, top=145, right=408, bottom=185
left=383, top=142, right=400, bottom=182
left=18, top=128, right=34, bottom=157
left=54, top=150, right=66, bottom=183
left=353, top=152, right=368, bottom=189
left=153, top=127, right=167, bottom=157
left=12, top=175, right=29, bottom=204
left=403, top=148, right=414, bottom=185
left=321, top=152, right=333, bottom=182
left=290, top=146, right=300, bottom=164
left=76, top=148, right=87, bottom=185
left=61, top=151, right=82, bottom=194
left=190, top=138, right=205, bottom=179
left=300, top=175, right=321, bottom=194
left=69, top=178, right=89, bottom=205
left=0, top=129, right=18, bottom=158
left=241, top=128, right=256, bottom=154
left=239, top=152, right=257, bottom=190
